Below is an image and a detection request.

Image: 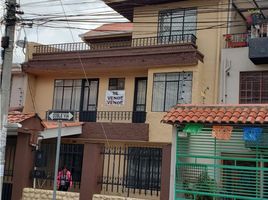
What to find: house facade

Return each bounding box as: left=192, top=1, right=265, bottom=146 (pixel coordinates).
left=161, top=1, right=268, bottom=200
left=15, top=0, right=243, bottom=200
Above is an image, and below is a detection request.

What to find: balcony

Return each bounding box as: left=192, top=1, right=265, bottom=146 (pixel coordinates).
left=24, top=34, right=203, bottom=75
left=224, top=33, right=248, bottom=48
left=224, top=24, right=268, bottom=65
left=34, top=34, right=197, bottom=54
left=79, top=111, right=146, bottom=123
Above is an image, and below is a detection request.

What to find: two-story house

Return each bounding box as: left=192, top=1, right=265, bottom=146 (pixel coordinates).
left=17, top=0, right=235, bottom=200
left=162, top=1, right=268, bottom=200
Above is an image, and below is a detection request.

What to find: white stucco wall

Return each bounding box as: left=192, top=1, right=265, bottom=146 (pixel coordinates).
left=219, top=47, right=268, bottom=104
left=10, top=73, right=27, bottom=107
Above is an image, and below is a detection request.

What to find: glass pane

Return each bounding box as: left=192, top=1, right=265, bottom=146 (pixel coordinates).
left=118, top=78, right=125, bottom=90
left=88, top=81, right=98, bottom=111
left=64, top=80, right=73, bottom=86
left=152, top=82, right=165, bottom=111
left=55, top=80, right=63, bottom=86
left=108, top=78, right=117, bottom=90
left=165, top=82, right=178, bottom=111
left=62, top=87, right=72, bottom=110
left=83, top=87, right=89, bottom=111
left=178, top=79, right=192, bottom=104
left=159, top=11, right=171, bottom=39
left=74, top=80, right=82, bottom=87
left=154, top=74, right=165, bottom=81
left=135, top=79, right=147, bottom=111
left=71, top=86, right=81, bottom=111
left=166, top=73, right=180, bottom=81
left=171, top=10, right=183, bottom=36
left=184, top=9, right=197, bottom=35
left=53, top=86, right=63, bottom=109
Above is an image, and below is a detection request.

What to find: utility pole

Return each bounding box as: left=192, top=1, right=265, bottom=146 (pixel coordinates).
left=0, top=0, right=18, bottom=196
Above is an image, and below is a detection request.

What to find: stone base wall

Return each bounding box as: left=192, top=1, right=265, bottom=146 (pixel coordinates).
left=22, top=188, right=79, bottom=200
left=93, top=194, right=146, bottom=200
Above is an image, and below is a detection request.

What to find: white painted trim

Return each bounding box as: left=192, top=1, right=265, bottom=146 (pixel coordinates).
left=169, top=126, right=177, bottom=200
left=40, top=126, right=82, bottom=139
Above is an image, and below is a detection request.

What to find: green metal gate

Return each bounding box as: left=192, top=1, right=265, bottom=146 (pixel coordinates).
left=175, top=126, right=268, bottom=200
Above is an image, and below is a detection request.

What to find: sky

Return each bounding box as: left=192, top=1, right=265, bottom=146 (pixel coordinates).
left=0, top=0, right=127, bottom=63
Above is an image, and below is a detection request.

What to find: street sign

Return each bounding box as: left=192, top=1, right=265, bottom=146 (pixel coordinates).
left=47, top=110, right=75, bottom=121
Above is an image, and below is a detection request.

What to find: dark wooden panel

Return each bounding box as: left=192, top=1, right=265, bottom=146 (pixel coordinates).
left=82, top=122, right=149, bottom=141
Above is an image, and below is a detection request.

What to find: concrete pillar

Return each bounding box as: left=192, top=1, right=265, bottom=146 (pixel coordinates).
left=11, top=133, right=34, bottom=200
left=160, top=144, right=171, bottom=200
left=80, top=143, right=103, bottom=200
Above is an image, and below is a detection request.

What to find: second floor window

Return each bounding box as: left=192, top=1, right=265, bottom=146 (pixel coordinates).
left=109, top=78, right=125, bottom=90
left=158, top=8, right=197, bottom=41
left=240, top=71, right=268, bottom=104
left=53, top=80, right=82, bottom=111
left=152, top=72, right=192, bottom=112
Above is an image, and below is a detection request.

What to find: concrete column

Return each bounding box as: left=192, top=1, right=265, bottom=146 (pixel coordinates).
left=11, top=133, right=34, bottom=200
left=80, top=143, right=103, bottom=200
left=160, top=144, right=171, bottom=200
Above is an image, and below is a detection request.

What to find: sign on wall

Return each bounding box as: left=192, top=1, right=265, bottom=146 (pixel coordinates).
left=105, top=90, right=125, bottom=106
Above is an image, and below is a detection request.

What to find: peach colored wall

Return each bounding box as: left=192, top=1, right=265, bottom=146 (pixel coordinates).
left=27, top=71, right=147, bottom=120
left=146, top=64, right=202, bottom=143
left=133, top=0, right=229, bottom=104
left=24, top=74, right=37, bottom=114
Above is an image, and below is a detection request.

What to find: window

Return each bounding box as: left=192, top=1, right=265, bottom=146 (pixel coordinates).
left=158, top=8, right=197, bottom=41
left=127, top=147, right=162, bottom=190
left=53, top=80, right=82, bottom=111
left=53, top=79, right=99, bottom=112
left=240, top=71, right=268, bottom=103
left=152, top=72, right=192, bottom=112
left=108, top=78, right=125, bottom=90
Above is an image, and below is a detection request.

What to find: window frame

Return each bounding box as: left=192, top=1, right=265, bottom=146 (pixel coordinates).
left=52, top=79, right=82, bottom=111
left=126, top=147, right=162, bottom=191
left=151, top=72, right=193, bottom=112
left=108, top=78, right=125, bottom=90
left=239, top=71, right=268, bottom=104
left=157, top=7, right=198, bottom=40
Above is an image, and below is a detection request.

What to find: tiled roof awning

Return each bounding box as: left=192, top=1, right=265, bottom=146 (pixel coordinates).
left=162, top=104, right=268, bottom=125
left=8, top=112, right=36, bottom=123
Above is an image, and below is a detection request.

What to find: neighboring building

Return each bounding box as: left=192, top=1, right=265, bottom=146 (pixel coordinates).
left=0, top=64, right=27, bottom=110
left=162, top=104, right=268, bottom=200
left=15, top=0, right=257, bottom=200
left=219, top=3, right=268, bottom=104
left=161, top=1, right=268, bottom=200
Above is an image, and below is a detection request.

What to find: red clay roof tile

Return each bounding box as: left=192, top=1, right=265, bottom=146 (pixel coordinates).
left=42, top=121, right=83, bottom=129
left=8, top=112, right=36, bottom=123
left=162, top=104, right=268, bottom=125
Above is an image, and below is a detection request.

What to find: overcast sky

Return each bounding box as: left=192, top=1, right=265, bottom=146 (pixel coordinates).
left=0, top=0, right=126, bottom=63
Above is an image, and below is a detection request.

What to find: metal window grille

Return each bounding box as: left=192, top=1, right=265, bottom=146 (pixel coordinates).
left=175, top=126, right=268, bottom=200
left=240, top=71, right=268, bottom=104
left=158, top=8, right=197, bottom=42
left=99, top=146, right=162, bottom=197
left=34, top=143, right=84, bottom=191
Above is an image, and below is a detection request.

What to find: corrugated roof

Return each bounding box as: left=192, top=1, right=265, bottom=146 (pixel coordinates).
left=162, top=104, right=268, bottom=125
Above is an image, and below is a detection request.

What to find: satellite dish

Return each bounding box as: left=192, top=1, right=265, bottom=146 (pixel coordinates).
left=16, top=39, right=26, bottom=48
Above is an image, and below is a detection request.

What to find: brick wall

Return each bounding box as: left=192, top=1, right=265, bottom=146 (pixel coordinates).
left=22, top=188, right=79, bottom=200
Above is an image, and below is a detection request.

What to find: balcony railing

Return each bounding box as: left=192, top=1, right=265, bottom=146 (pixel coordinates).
left=224, top=33, right=248, bottom=48
left=224, top=23, right=268, bottom=48
left=34, top=34, right=197, bottom=54
left=79, top=111, right=147, bottom=123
